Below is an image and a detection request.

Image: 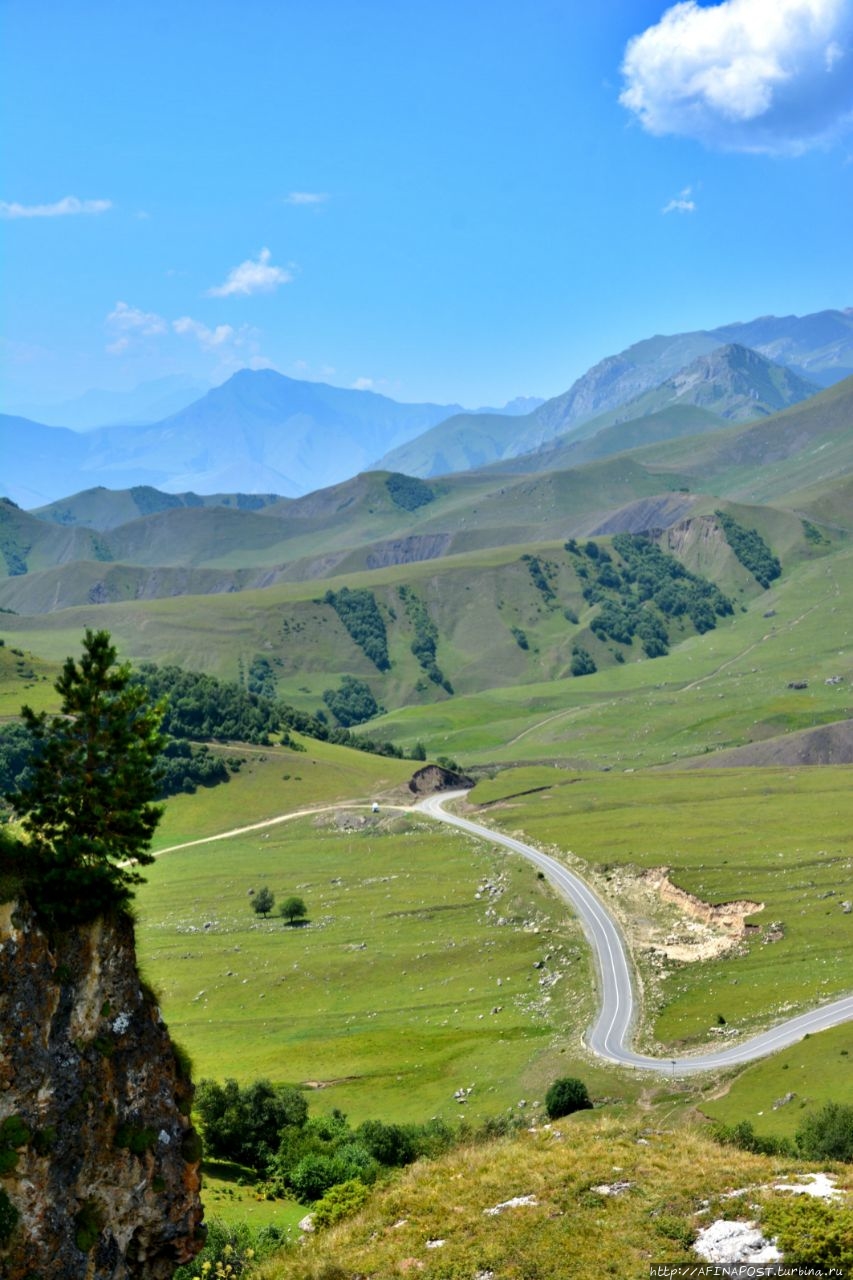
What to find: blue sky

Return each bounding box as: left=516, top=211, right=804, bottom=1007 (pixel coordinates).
left=2, top=0, right=852, bottom=411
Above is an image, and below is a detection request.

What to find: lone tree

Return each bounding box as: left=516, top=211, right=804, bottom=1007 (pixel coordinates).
left=252, top=886, right=275, bottom=918
left=544, top=1076, right=592, bottom=1120
left=9, top=629, right=165, bottom=924
left=280, top=895, right=308, bottom=926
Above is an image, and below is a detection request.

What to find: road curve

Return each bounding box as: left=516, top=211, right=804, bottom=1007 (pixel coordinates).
left=418, top=790, right=853, bottom=1075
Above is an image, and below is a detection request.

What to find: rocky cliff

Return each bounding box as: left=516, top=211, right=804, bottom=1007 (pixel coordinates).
left=0, top=897, right=203, bottom=1278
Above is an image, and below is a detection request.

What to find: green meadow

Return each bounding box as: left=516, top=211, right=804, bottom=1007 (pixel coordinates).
left=465, top=765, right=853, bottom=1050
left=136, top=804, right=631, bottom=1126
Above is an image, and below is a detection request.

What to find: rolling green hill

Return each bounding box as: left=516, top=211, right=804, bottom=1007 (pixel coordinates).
left=31, top=485, right=283, bottom=531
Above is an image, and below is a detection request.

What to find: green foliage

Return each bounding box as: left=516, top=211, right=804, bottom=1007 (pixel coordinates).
left=252, top=887, right=275, bottom=918
left=312, top=1178, right=371, bottom=1229
left=570, top=647, right=596, bottom=677
left=74, top=1200, right=104, bottom=1252
left=385, top=473, right=434, bottom=512
left=0, top=1188, right=18, bottom=1246
left=173, top=1218, right=284, bottom=1279
left=10, top=630, right=165, bottom=924
left=0, top=1115, right=31, bottom=1174
left=795, top=1101, right=853, bottom=1162
left=322, top=677, right=380, bottom=728
left=522, top=554, right=557, bottom=604
left=0, top=722, right=36, bottom=804
left=157, top=739, right=229, bottom=797
left=114, top=1123, right=158, bottom=1155
left=195, top=1079, right=309, bottom=1172
left=715, top=510, right=782, bottom=588
left=761, top=1196, right=853, bottom=1271
left=709, top=1119, right=793, bottom=1157
left=247, top=655, right=278, bottom=701
left=802, top=518, right=828, bottom=545
left=398, top=586, right=452, bottom=692
left=134, top=663, right=286, bottom=745
left=544, top=1077, right=592, bottom=1119
left=280, top=895, right=307, bottom=925
left=576, top=532, right=735, bottom=658
left=511, top=627, right=529, bottom=651
left=323, top=588, right=390, bottom=671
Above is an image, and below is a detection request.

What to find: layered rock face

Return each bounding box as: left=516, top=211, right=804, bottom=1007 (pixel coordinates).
left=0, top=898, right=203, bottom=1278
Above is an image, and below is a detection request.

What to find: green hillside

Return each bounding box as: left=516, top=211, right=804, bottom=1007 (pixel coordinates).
left=32, top=485, right=283, bottom=531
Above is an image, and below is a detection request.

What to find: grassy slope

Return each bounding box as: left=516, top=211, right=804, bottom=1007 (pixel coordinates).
left=253, top=1120, right=853, bottom=1280
left=367, top=536, right=853, bottom=765
left=136, top=755, right=621, bottom=1124
left=464, top=766, right=853, bottom=1047
left=0, top=496, right=824, bottom=719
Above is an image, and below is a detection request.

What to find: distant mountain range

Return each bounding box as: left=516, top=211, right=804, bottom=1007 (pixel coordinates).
left=2, top=308, right=850, bottom=506
left=5, top=374, right=210, bottom=431
left=2, top=371, right=851, bottom=619
left=377, top=310, right=852, bottom=477
left=0, top=374, right=542, bottom=506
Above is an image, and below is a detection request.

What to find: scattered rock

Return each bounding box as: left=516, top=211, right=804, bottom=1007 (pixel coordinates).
left=843, top=902, right=852, bottom=914
left=425, top=1239, right=445, bottom=1249
left=773, top=1173, right=843, bottom=1200
left=483, top=1195, right=539, bottom=1216
left=772, top=1091, right=796, bottom=1110
left=591, top=1181, right=633, bottom=1196
left=298, top=1213, right=315, bottom=1232
left=694, top=1220, right=781, bottom=1267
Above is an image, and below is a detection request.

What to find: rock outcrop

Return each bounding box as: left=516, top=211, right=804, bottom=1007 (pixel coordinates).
left=0, top=897, right=203, bottom=1278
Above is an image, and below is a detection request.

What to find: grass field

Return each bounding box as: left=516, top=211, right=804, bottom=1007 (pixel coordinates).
left=136, top=803, right=641, bottom=1126
left=464, top=765, right=853, bottom=1055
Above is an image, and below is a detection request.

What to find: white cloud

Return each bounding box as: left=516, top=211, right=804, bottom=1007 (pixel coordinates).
left=172, top=316, right=237, bottom=350
left=284, top=191, right=328, bottom=205
left=621, top=0, right=853, bottom=154
left=0, top=195, right=112, bottom=219
left=352, top=377, right=374, bottom=390
left=207, top=247, right=292, bottom=297
left=107, top=301, right=168, bottom=338
left=663, top=185, right=697, bottom=213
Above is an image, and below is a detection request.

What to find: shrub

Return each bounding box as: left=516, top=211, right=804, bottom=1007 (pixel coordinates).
left=544, top=1077, right=592, bottom=1119
left=761, top=1196, right=853, bottom=1271
left=796, top=1102, right=853, bottom=1162
left=312, top=1178, right=371, bottom=1229
left=570, top=647, right=596, bottom=677
left=322, top=677, right=380, bottom=728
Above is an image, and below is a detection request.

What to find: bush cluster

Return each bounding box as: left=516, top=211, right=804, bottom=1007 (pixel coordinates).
left=564, top=534, right=733, bottom=660
left=398, top=586, right=452, bottom=692
left=385, top=473, right=435, bottom=511
left=195, top=1080, right=462, bottom=1204
left=323, top=588, right=390, bottom=671
left=322, top=677, right=381, bottom=727
left=715, top=510, right=782, bottom=588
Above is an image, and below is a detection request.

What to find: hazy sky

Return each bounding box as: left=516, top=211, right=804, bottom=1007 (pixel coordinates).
left=2, top=0, right=852, bottom=410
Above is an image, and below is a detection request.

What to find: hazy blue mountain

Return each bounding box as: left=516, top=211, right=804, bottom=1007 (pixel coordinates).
left=5, top=374, right=209, bottom=430
left=0, top=370, right=484, bottom=504
left=713, top=308, right=853, bottom=386
left=377, top=343, right=820, bottom=478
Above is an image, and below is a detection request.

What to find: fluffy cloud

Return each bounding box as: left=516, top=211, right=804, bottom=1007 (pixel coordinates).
left=207, top=247, right=292, bottom=297
left=172, top=316, right=237, bottom=350
left=106, top=301, right=168, bottom=341
left=0, top=195, right=112, bottom=219
left=621, top=0, right=853, bottom=154
left=663, top=185, right=697, bottom=213
left=351, top=377, right=375, bottom=390
left=284, top=191, right=328, bottom=205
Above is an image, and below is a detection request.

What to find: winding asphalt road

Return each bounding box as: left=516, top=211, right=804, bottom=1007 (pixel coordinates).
left=418, top=790, right=853, bottom=1075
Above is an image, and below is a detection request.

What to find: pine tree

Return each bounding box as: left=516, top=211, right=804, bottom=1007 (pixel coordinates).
left=11, top=629, right=165, bottom=923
